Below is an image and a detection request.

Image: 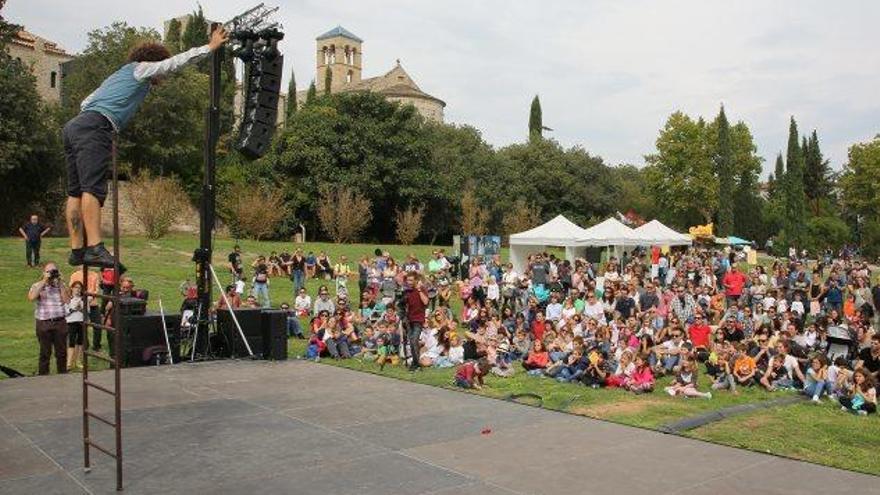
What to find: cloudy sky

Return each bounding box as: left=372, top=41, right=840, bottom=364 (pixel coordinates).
left=7, top=0, right=879, bottom=175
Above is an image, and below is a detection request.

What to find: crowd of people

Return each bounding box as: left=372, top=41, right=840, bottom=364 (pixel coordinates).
left=223, top=244, right=879, bottom=416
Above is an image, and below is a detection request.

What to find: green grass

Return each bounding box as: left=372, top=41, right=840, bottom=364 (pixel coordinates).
left=2, top=234, right=877, bottom=475
left=689, top=403, right=880, bottom=475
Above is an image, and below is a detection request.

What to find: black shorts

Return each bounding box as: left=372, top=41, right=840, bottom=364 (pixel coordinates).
left=63, top=111, right=113, bottom=206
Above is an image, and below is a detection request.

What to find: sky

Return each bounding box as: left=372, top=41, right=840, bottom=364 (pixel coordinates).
left=7, top=0, right=880, bottom=176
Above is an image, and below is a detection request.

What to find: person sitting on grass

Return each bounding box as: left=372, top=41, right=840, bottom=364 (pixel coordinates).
left=522, top=339, right=550, bottom=375
left=546, top=348, right=586, bottom=382
left=624, top=353, right=655, bottom=394
left=732, top=344, right=757, bottom=387
left=454, top=358, right=490, bottom=390
left=376, top=336, right=399, bottom=369
left=760, top=354, right=794, bottom=391
left=606, top=349, right=636, bottom=388
left=802, top=355, right=829, bottom=403
left=664, top=359, right=712, bottom=399
left=838, top=368, right=876, bottom=416
left=582, top=348, right=608, bottom=388
left=710, top=351, right=737, bottom=394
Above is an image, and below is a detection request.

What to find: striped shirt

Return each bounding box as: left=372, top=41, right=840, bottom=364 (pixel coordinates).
left=32, top=283, right=66, bottom=320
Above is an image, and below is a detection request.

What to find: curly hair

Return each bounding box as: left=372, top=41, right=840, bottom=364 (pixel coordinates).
left=127, top=42, right=171, bottom=63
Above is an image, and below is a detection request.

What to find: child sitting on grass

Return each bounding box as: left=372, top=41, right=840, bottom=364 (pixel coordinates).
left=838, top=368, right=877, bottom=416
left=455, top=358, right=490, bottom=390
left=711, top=352, right=737, bottom=394
left=802, top=355, right=828, bottom=402
left=624, top=353, right=655, bottom=394
left=376, top=336, right=399, bottom=369
left=664, top=359, right=712, bottom=399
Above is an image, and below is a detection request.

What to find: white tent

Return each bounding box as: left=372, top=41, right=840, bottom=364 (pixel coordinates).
left=632, top=219, right=692, bottom=246
left=578, top=217, right=642, bottom=246
left=508, top=215, right=591, bottom=273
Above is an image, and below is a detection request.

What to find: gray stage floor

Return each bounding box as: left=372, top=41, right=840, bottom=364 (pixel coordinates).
left=0, top=360, right=876, bottom=495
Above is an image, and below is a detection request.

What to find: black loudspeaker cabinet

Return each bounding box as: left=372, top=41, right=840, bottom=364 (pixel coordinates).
left=119, top=312, right=180, bottom=367
left=217, top=308, right=264, bottom=358
left=236, top=54, right=283, bottom=159
left=261, top=310, right=288, bottom=361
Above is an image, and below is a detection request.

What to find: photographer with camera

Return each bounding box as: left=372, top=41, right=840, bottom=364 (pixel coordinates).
left=401, top=272, right=429, bottom=372
left=27, top=262, right=71, bottom=375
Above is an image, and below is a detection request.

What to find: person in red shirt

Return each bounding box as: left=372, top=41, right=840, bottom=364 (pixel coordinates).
left=522, top=339, right=550, bottom=371
left=722, top=265, right=747, bottom=307
left=688, top=314, right=713, bottom=349
left=404, top=273, right=429, bottom=372
left=531, top=311, right=547, bottom=342
left=454, top=358, right=489, bottom=389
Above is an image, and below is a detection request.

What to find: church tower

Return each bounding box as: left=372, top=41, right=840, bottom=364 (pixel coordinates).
left=316, top=25, right=362, bottom=92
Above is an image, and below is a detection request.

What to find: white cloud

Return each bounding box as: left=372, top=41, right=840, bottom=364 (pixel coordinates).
left=7, top=0, right=880, bottom=174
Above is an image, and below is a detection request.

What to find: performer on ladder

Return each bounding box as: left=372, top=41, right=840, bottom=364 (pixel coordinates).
left=62, top=28, right=229, bottom=270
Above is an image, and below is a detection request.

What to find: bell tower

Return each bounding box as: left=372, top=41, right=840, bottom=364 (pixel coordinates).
left=316, top=25, right=362, bottom=92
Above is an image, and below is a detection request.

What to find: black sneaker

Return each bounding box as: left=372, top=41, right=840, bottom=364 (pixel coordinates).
left=83, top=243, right=127, bottom=273
left=68, top=248, right=85, bottom=266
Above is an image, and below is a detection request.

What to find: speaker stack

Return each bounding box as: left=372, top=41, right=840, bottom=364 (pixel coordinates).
left=235, top=52, right=284, bottom=159
left=216, top=308, right=288, bottom=360
left=118, top=312, right=181, bottom=367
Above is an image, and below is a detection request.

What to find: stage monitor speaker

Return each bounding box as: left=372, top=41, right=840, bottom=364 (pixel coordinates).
left=119, top=312, right=180, bottom=367
left=261, top=310, right=288, bottom=361
left=217, top=308, right=264, bottom=358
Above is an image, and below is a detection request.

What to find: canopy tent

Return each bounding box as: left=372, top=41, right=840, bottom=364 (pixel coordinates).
left=577, top=217, right=642, bottom=246
left=632, top=219, right=692, bottom=246
left=508, top=215, right=591, bottom=273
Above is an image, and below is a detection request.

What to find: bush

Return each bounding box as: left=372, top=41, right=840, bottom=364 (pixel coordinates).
left=219, top=184, right=286, bottom=240
left=395, top=205, right=424, bottom=245
left=317, top=186, right=373, bottom=243
left=127, top=171, right=187, bottom=239
left=805, top=216, right=851, bottom=254
left=501, top=199, right=541, bottom=235
left=460, top=188, right=490, bottom=235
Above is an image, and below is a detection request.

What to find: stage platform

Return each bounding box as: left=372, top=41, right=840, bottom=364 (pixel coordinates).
left=0, top=359, right=876, bottom=494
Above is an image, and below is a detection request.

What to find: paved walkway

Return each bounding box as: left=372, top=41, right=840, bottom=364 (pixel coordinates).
left=0, top=360, right=876, bottom=494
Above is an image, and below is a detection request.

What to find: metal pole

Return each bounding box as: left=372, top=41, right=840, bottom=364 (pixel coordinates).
left=111, top=134, right=123, bottom=492
left=209, top=264, right=254, bottom=357
left=158, top=298, right=173, bottom=365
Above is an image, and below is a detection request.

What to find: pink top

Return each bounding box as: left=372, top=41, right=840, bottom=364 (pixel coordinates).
left=629, top=366, right=655, bottom=386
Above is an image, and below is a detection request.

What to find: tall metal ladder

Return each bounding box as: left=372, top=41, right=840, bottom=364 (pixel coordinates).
left=80, top=134, right=124, bottom=491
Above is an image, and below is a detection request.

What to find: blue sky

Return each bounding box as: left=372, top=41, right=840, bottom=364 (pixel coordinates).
left=7, top=0, right=879, bottom=175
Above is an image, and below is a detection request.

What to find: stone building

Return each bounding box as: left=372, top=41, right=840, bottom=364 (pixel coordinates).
left=304, top=25, right=445, bottom=122
left=7, top=29, right=73, bottom=103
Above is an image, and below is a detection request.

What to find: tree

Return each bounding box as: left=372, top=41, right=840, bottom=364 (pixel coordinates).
left=219, top=184, right=287, bottom=240
left=460, top=188, right=490, bottom=235
left=783, top=117, right=806, bottom=247
left=324, top=67, right=332, bottom=95
left=127, top=171, right=187, bottom=238
left=803, top=130, right=832, bottom=215
left=285, top=68, right=297, bottom=124
left=840, top=135, right=880, bottom=225
left=317, top=186, right=373, bottom=243
left=501, top=199, right=542, bottom=235
left=180, top=6, right=208, bottom=51
left=645, top=112, right=717, bottom=226
left=164, top=17, right=182, bottom=54
left=528, top=95, right=542, bottom=140
left=768, top=153, right=785, bottom=200
left=395, top=205, right=425, bottom=245
left=306, top=80, right=317, bottom=104
left=713, top=105, right=735, bottom=235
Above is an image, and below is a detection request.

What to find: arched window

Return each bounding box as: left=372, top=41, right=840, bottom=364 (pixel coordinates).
left=346, top=70, right=352, bottom=83
left=50, top=71, right=57, bottom=88
left=329, top=45, right=336, bottom=64
left=322, top=47, right=329, bottom=65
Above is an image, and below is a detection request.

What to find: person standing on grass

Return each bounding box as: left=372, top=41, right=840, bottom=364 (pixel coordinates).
left=403, top=272, right=429, bottom=372
left=62, top=28, right=228, bottom=271
left=28, top=262, right=71, bottom=375
left=19, top=214, right=51, bottom=268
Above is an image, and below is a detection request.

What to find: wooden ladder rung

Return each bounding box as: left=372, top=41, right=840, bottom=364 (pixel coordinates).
left=85, top=438, right=118, bottom=459
left=85, top=410, right=117, bottom=428
left=86, top=322, right=117, bottom=333
left=84, top=380, right=116, bottom=396
left=84, top=350, right=116, bottom=366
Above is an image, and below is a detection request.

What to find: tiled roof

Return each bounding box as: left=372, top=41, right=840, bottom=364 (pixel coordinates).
left=316, top=25, right=363, bottom=43
left=11, top=29, right=70, bottom=56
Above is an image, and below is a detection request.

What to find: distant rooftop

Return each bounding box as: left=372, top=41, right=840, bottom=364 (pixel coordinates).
left=316, top=25, right=363, bottom=43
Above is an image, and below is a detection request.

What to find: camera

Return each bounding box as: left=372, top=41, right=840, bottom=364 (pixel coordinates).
left=48, top=269, right=60, bottom=280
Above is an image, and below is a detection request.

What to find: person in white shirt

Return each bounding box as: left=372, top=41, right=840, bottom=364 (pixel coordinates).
left=545, top=294, right=563, bottom=322
left=294, top=287, right=312, bottom=317
left=65, top=281, right=85, bottom=370
left=582, top=292, right=606, bottom=325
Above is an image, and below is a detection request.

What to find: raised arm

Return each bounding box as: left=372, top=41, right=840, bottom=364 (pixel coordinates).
left=132, top=28, right=228, bottom=81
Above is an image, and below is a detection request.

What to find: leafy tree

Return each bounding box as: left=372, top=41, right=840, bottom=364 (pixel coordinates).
left=783, top=117, right=806, bottom=247
left=501, top=199, right=542, bottom=235
left=645, top=112, right=717, bottom=226
left=306, top=80, right=317, bottom=104
left=317, top=186, right=373, bottom=243
left=460, top=188, right=490, bottom=235
left=285, top=68, right=297, bottom=123
left=324, top=67, right=332, bottom=95
left=840, top=135, right=880, bottom=231
left=713, top=105, right=734, bottom=235
left=804, top=130, right=832, bottom=215
left=768, top=153, right=785, bottom=200
left=165, top=17, right=182, bottom=54
left=395, top=205, right=425, bottom=245
left=528, top=95, right=542, bottom=140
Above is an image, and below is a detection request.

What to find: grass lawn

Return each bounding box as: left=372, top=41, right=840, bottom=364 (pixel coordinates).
left=1, top=234, right=877, bottom=475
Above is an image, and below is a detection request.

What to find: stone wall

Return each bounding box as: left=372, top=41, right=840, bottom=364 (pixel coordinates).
left=386, top=96, right=444, bottom=122
left=8, top=32, right=72, bottom=103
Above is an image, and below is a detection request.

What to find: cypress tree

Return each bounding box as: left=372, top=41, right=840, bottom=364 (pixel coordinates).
left=804, top=130, right=830, bottom=215
left=528, top=95, right=542, bottom=140
left=306, top=80, right=317, bottom=104
left=714, top=105, right=734, bottom=235
left=165, top=18, right=182, bottom=54
left=784, top=117, right=806, bottom=247
left=181, top=6, right=208, bottom=51
left=285, top=68, right=297, bottom=124
left=324, top=67, right=332, bottom=95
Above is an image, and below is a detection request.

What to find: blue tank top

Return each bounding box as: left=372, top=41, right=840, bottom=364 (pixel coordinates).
left=81, top=63, right=150, bottom=130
